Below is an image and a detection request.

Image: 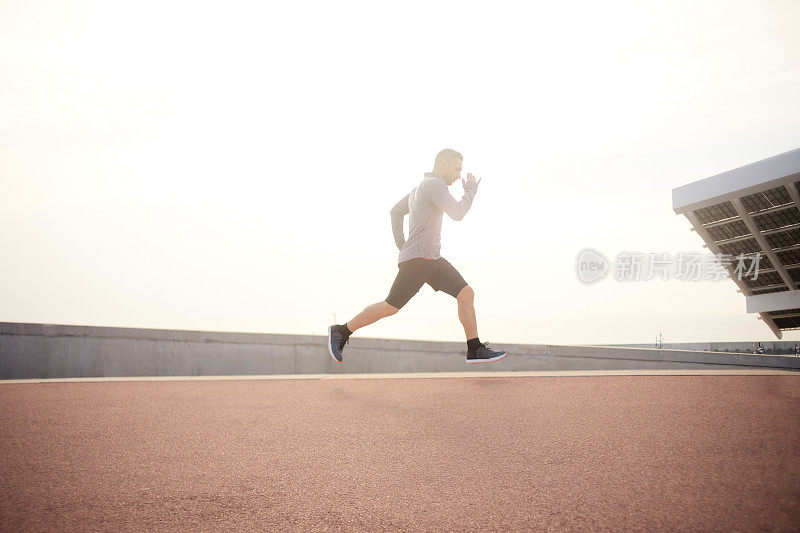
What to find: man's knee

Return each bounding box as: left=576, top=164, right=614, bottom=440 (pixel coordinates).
left=382, top=300, right=400, bottom=315
left=456, top=285, right=474, bottom=303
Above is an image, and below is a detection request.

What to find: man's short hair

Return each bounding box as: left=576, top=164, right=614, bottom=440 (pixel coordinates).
left=434, top=148, right=463, bottom=168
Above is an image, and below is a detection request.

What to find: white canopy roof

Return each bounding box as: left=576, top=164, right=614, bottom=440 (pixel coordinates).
left=672, top=147, right=800, bottom=338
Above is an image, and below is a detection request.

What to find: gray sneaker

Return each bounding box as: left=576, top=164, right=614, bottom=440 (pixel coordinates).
left=327, top=325, right=350, bottom=363
left=466, top=342, right=508, bottom=364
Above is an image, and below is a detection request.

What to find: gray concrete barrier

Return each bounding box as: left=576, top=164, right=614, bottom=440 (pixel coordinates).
left=598, top=341, right=800, bottom=355
left=1, top=322, right=799, bottom=379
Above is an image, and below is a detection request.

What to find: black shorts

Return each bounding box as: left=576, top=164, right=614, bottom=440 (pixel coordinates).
left=385, top=257, right=469, bottom=309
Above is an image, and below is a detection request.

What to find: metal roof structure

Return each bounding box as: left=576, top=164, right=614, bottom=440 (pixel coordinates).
left=672, top=147, right=800, bottom=338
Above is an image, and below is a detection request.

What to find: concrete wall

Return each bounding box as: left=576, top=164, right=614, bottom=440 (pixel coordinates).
left=2, top=322, right=799, bottom=379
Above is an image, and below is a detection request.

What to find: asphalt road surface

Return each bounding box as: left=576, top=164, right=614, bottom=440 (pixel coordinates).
left=1, top=373, right=799, bottom=531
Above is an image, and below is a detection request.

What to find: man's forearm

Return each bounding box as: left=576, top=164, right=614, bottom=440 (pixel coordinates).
left=389, top=193, right=410, bottom=250
left=390, top=213, right=406, bottom=250
left=430, top=182, right=477, bottom=221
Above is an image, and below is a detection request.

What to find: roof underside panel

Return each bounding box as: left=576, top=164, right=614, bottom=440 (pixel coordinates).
left=694, top=202, right=738, bottom=225
left=777, top=249, right=800, bottom=267
left=740, top=186, right=793, bottom=213
left=743, top=271, right=784, bottom=290
left=717, top=238, right=762, bottom=256
left=753, top=208, right=800, bottom=231
left=705, top=220, right=750, bottom=241
left=772, top=315, right=800, bottom=330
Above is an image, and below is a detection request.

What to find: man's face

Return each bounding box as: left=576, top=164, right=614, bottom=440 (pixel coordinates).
left=443, top=159, right=463, bottom=185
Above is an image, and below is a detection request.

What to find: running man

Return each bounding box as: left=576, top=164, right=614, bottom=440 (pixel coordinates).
left=327, top=148, right=507, bottom=364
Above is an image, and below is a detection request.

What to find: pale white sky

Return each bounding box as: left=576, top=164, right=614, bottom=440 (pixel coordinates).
left=2, top=0, right=800, bottom=344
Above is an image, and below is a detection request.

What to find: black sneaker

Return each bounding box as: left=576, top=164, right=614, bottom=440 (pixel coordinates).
left=466, top=341, right=508, bottom=364
left=327, top=325, right=350, bottom=363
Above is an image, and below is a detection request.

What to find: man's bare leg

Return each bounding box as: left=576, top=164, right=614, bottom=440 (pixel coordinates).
left=456, top=285, right=478, bottom=339
left=346, top=301, right=399, bottom=332
left=456, top=284, right=506, bottom=362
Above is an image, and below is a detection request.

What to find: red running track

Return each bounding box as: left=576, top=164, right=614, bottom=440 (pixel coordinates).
left=1, top=375, right=799, bottom=531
